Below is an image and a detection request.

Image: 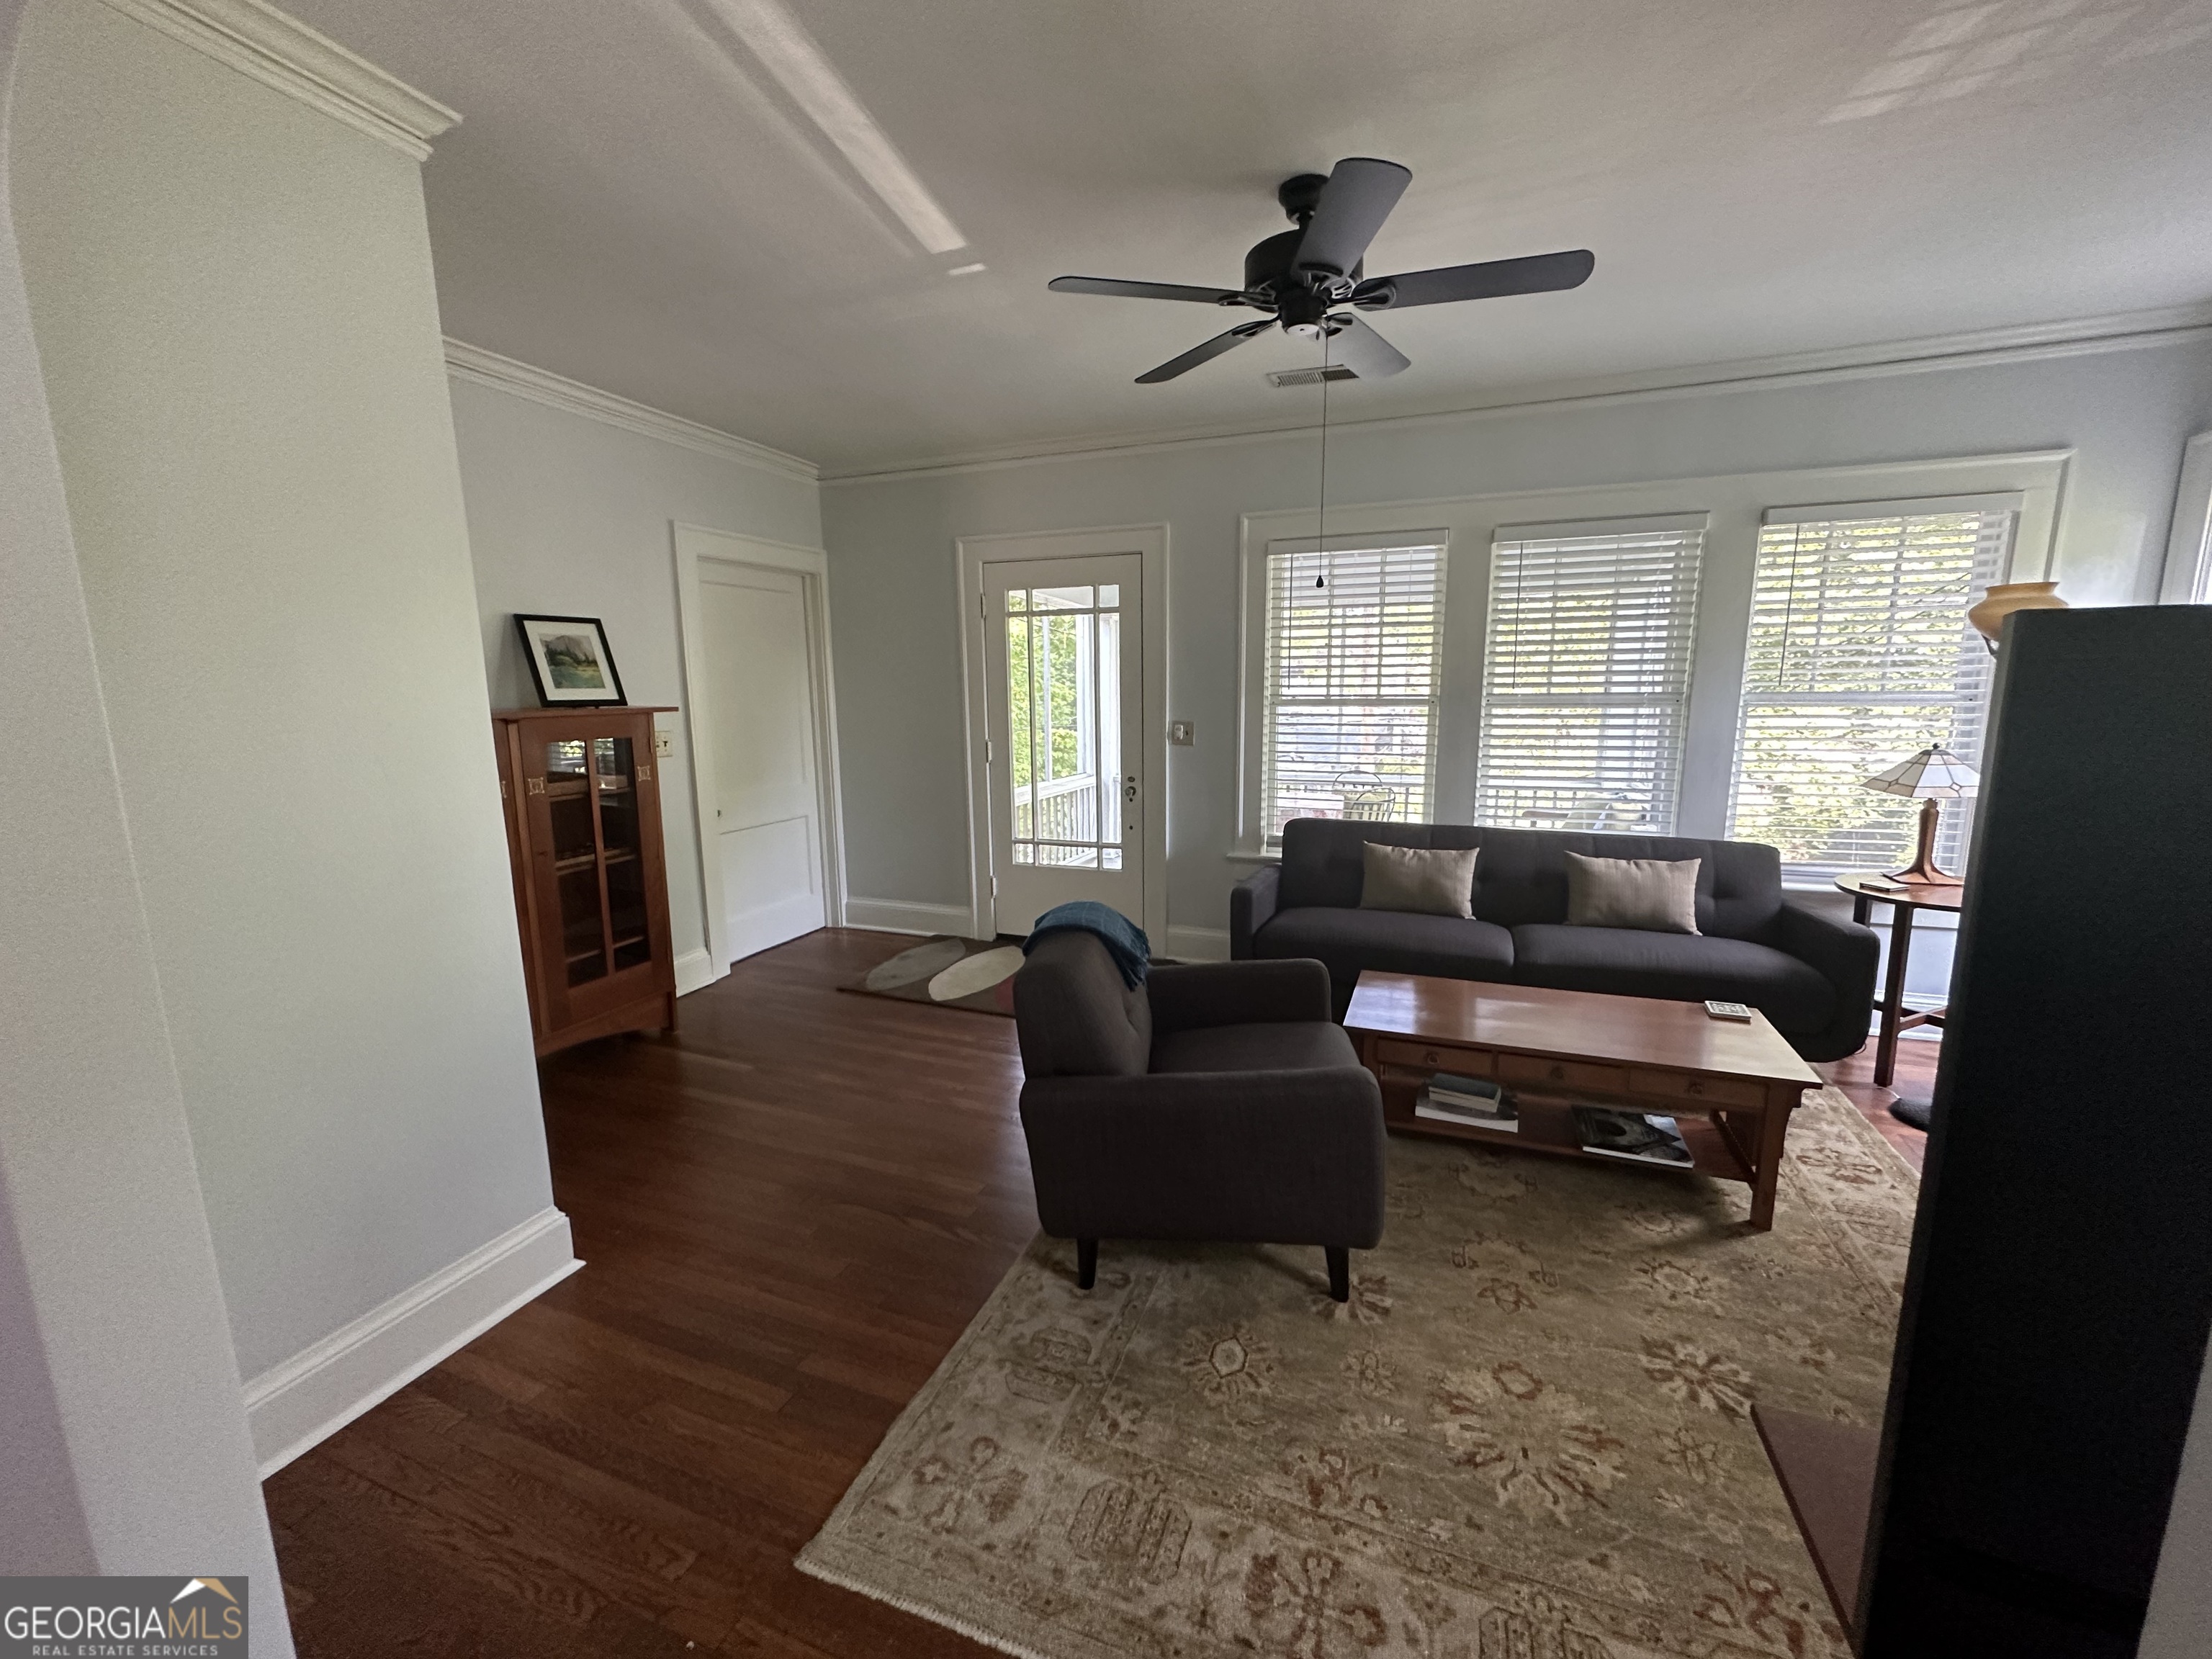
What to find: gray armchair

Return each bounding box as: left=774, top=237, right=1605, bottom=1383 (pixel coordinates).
left=1012, top=931, right=1385, bottom=1301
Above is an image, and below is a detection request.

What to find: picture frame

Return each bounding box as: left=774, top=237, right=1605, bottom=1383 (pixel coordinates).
left=513, top=613, right=628, bottom=706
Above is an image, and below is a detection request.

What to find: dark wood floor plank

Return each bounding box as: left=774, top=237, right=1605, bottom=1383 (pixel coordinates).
left=268, top=925, right=1928, bottom=1657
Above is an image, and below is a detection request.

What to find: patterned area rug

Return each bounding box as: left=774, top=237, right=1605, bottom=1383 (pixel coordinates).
left=797, top=1087, right=1915, bottom=1659
left=839, top=935, right=1026, bottom=1015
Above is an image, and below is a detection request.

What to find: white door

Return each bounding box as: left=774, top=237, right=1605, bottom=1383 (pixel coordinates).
left=699, top=560, right=827, bottom=961
left=983, top=554, right=1144, bottom=933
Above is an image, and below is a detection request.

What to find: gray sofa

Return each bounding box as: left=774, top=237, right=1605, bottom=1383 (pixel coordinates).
left=1013, top=930, right=1385, bottom=1300
left=1231, top=819, right=1878, bottom=1062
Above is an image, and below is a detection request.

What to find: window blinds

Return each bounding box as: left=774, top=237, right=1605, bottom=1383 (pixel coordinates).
left=1475, top=517, right=1705, bottom=834
left=1259, top=544, right=1444, bottom=844
left=1727, top=501, right=2014, bottom=879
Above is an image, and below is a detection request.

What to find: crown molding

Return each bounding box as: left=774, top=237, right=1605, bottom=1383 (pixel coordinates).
left=443, top=340, right=819, bottom=483
left=820, top=300, right=2212, bottom=485
left=98, top=0, right=458, bottom=161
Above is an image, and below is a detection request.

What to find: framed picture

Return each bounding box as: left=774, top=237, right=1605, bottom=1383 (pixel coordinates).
left=513, top=613, right=627, bottom=706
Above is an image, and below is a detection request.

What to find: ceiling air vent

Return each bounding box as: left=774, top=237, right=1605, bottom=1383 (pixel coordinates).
left=1267, top=364, right=1359, bottom=389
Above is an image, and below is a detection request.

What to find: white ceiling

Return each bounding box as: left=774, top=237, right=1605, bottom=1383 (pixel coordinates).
left=289, top=0, right=2212, bottom=474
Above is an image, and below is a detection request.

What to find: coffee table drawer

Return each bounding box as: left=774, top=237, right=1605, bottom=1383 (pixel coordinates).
left=1375, top=1039, right=1492, bottom=1074
left=1628, top=1069, right=1767, bottom=1110
left=1498, top=1053, right=1626, bottom=1094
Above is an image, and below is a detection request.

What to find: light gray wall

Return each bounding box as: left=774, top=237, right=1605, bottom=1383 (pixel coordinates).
left=448, top=377, right=823, bottom=972
left=0, top=0, right=287, bottom=1620
left=9, top=0, right=554, bottom=1383
left=823, top=336, right=2212, bottom=933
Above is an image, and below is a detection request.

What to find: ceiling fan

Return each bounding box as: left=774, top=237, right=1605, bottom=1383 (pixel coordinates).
left=1048, top=158, right=1593, bottom=384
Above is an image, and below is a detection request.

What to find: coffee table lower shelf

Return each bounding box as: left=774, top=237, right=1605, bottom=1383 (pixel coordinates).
left=1382, top=1073, right=1758, bottom=1187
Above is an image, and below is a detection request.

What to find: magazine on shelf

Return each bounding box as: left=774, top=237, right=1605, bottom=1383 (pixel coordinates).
left=1416, top=1083, right=1518, bottom=1133
left=1425, top=1072, right=1500, bottom=1105
left=1572, top=1105, right=1691, bottom=1166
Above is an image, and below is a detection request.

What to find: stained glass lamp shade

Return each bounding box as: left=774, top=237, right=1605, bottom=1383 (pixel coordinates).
left=1863, top=746, right=1980, bottom=884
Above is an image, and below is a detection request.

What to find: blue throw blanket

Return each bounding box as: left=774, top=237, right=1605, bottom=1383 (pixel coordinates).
left=1023, top=902, right=1151, bottom=989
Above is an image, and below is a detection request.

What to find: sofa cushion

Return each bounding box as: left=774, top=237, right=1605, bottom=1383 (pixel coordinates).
left=1510, top=924, right=1835, bottom=1033
left=1565, top=851, right=1701, bottom=934
left=1254, top=907, right=1516, bottom=985
left=1151, top=1020, right=1362, bottom=1075
left=1361, top=842, right=1477, bottom=917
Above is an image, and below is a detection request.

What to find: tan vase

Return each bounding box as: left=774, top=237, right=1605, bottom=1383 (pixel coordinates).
left=1967, top=580, right=2067, bottom=643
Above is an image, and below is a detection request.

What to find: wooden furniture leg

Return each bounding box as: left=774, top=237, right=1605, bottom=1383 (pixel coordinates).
left=1875, top=904, right=1915, bottom=1087
left=1748, top=1092, right=1792, bottom=1230
left=1326, top=1246, right=1350, bottom=1303
left=1076, top=1238, right=1097, bottom=1290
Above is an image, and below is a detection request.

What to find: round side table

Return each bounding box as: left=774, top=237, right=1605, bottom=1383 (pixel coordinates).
left=1834, top=873, right=1964, bottom=1089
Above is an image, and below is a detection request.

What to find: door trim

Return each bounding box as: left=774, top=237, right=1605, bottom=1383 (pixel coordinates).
left=672, top=523, right=848, bottom=977
left=956, top=524, right=1169, bottom=944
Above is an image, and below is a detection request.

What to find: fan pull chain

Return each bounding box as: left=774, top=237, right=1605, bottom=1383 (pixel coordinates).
left=1315, top=329, right=1331, bottom=588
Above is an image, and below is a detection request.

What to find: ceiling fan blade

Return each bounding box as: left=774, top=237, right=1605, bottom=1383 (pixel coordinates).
left=1050, top=274, right=1251, bottom=305
left=1352, top=249, right=1595, bottom=310
left=1327, top=314, right=1410, bottom=380
left=1135, top=318, right=1276, bottom=384
left=1295, top=158, right=1412, bottom=278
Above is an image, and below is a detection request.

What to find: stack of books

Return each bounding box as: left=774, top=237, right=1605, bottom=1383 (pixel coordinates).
left=1572, top=1105, right=1691, bottom=1166
left=1416, top=1072, right=1518, bottom=1133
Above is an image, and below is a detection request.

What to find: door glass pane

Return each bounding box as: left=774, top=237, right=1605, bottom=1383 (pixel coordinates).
left=1004, top=576, right=1126, bottom=873
left=593, top=737, right=648, bottom=968
left=595, top=738, right=639, bottom=858
left=1097, top=610, right=1122, bottom=849
left=547, top=738, right=608, bottom=985
left=546, top=740, right=595, bottom=861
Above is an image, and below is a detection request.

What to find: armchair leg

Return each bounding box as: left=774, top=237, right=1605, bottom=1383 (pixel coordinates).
left=1326, top=1246, right=1350, bottom=1303
left=1076, top=1238, right=1098, bottom=1290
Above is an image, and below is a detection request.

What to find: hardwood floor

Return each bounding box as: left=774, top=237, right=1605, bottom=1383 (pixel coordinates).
left=265, top=928, right=1933, bottom=1654
left=269, top=929, right=1029, bottom=1658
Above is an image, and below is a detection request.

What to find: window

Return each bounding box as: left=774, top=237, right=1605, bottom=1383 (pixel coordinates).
left=1475, top=517, right=1704, bottom=834
left=1727, top=498, right=2015, bottom=880
left=1258, top=543, right=1444, bottom=845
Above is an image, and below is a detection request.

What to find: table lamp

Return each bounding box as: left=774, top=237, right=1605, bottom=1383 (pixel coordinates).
left=1863, top=746, right=1979, bottom=886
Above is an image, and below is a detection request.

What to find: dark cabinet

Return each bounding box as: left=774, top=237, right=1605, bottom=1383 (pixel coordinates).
left=493, top=707, right=678, bottom=1055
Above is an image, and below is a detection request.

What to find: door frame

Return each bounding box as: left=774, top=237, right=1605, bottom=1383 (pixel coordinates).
left=956, top=524, right=1169, bottom=943
left=673, top=522, right=848, bottom=979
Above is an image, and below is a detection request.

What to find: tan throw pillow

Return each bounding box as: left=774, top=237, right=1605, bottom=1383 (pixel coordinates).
left=1359, top=843, right=1478, bottom=918
left=1563, top=850, right=1701, bottom=934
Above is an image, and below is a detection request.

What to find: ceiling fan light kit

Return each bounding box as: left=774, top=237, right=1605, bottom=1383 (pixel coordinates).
left=1048, top=157, right=1595, bottom=384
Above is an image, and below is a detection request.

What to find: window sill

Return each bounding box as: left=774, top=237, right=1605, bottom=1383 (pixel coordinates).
left=1227, top=849, right=1281, bottom=865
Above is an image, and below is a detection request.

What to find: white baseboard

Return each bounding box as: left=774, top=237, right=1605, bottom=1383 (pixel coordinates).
left=674, top=947, right=724, bottom=997
left=1164, top=925, right=1231, bottom=962
left=843, top=896, right=975, bottom=937
left=244, top=1206, right=581, bottom=1476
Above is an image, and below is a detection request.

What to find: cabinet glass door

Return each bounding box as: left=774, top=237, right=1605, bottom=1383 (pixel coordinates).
left=593, top=737, right=655, bottom=974
left=545, top=739, right=607, bottom=986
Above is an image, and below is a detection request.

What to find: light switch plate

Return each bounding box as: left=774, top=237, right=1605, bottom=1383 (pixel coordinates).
left=653, top=727, right=673, bottom=757
left=1168, top=719, right=1195, bottom=746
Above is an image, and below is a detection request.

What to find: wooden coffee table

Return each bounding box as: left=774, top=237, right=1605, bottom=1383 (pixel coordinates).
left=1344, top=972, right=1822, bottom=1230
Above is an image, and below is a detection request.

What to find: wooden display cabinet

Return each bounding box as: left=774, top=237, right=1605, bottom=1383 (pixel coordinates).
left=493, top=707, right=678, bottom=1056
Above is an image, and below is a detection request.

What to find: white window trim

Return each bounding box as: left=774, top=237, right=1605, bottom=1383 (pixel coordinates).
left=2160, top=431, right=2212, bottom=604
left=1730, top=495, right=2022, bottom=881
left=1233, top=451, right=2068, bottom=857
left=1477, top=511, right=1709, bottom=836
left=1244, top=532, right=1451, bottom=851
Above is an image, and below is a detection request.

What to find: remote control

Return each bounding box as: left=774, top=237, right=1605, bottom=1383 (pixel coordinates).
left=1704, top=1000, right=1753, bottom=1022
